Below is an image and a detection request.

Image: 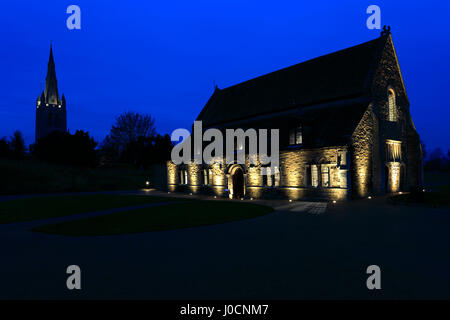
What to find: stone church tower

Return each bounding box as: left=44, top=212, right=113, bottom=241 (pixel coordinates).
left=35, top=45, right=67, bottom=142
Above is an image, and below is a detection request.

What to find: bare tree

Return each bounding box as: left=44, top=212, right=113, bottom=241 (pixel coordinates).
left=102, top=112, right=156, bottom=162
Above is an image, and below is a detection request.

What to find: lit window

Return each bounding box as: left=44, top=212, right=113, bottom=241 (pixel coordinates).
left=203, top=169, right=212, bottom=185
left=321, top=166, right=330, bottom=187
left=388, top=89, right=397, bottom=122
left=289, top=126, right=303, bottom=145
left=208, top=169, right=213, bottom=185
left=311, top=165, right=319, bottom=188
left=266, top=167, right=272, bottom=187
left=274, top=167, right=280, bottom=187
left=386, top=140, right=402, bottom=162
left=262, top=166, right=278, bottom=187
left=180, top=170, right=188, bottom=185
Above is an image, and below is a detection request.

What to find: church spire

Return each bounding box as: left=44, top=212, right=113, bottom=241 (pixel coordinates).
left=44, top=44, right=59, bottom=105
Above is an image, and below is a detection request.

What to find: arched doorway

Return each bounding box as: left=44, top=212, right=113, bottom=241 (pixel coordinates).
left=231, top=167, right=244, bottom=199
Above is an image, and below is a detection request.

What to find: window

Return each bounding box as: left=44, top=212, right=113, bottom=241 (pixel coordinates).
left=289, top=126, right=303, bottom=145
left=311, top=165, right=319, bottom=188
left=262, top=174, right=267, bottom=186
left=180, top=170, right=188, bottom=185
left=274, top=167, right=281, bottom=187
left=262, top=166, right=279, bottom=187
left=202, top=169, right=207, bottom=185
left=321, top=166, right=330, bottom=187
left=388, top=89, right=397, bottom=122
left=203, top=169, right=213, bottom=185
left=386, top=140, right=402, bottom=162
left=208, top=169, right=213, bottom=185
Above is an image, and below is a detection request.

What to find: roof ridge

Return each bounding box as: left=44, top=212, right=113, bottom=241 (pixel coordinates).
left=220, top=36, right=382, bottom=92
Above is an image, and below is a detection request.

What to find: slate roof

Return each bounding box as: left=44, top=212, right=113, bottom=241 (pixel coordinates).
left=196, top=35, right=387, bottom=128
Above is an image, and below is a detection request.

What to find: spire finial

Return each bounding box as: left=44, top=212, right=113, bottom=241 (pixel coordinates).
left=381, top=25, right=391, bottom=36
left=44, top=43, right=59, bottom=104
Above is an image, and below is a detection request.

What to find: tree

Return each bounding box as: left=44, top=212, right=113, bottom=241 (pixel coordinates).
left=34, top=130, right=98, bottom=167
left=9, top=130, right=26, bottom=160
left=109, top=112, right=156, bottom=154
left=0, top=137, right=9, bottom=157
left=102, top=112, right=157, bottom=165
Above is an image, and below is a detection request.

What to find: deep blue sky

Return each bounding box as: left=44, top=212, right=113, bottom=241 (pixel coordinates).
left=1, top=1, right=449, bottom=153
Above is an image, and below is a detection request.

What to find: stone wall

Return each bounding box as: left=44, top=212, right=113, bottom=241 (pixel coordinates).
left=370, top=35, right=423, bottom=192
left=350, top=105, right=376, bottom=198
left=167, top=146, right=350, bottom=201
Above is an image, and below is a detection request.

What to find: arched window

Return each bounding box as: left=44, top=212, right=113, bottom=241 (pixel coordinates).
left=388, top=89, right=397, bottom=122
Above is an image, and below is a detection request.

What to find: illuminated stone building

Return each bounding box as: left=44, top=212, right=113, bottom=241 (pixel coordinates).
left=168, top=28, right=423, bottom=200
left=35, top=45, right=67, bottom=142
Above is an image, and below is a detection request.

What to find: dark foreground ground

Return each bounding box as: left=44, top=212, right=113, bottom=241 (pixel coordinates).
left=0, top=190, right=449, bottom=299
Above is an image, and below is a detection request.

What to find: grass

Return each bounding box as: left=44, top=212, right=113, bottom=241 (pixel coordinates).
left=0, top=157, right=158, bottom=195
left=0, top=194, right=182, bottom=224
left=32, top=201, right=273, bottom=236
left=390, top=191, right=450, bottom=207
left=389, top=171, right=450, bottom=207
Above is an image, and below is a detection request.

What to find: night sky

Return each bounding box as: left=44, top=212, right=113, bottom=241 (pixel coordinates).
left=1, top=1, right=449, bottom=153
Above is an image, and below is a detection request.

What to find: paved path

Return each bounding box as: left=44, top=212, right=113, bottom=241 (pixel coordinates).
left=274, top=201, right=328, bottom=214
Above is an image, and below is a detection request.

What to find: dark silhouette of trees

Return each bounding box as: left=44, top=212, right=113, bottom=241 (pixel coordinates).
left=9, top=130, right=26, bottom=160
left=105, top=112, right=156, bottom=157
left=34, top=130, right=97, bottom=167
left=100, top=112, right=172, bottom=167
left=0, top=137, right=9, bottom=157
left=424, top=147, right=450, bottom=172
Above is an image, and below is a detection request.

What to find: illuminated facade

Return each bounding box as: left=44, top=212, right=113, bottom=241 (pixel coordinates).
left=35, top=45, right=67, bottom=142
left=168, top=29, right=423, bottom=200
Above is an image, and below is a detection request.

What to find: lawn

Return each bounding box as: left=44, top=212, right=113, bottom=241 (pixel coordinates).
left=390, top=190, right=450, bottom=207
left=0, top=194, right=181, bottom=224
left=0, top=157, right=163, bottom=195
left=389, top=171, right=450, bottom=207
left=32, top=201, right=273, bottom=236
